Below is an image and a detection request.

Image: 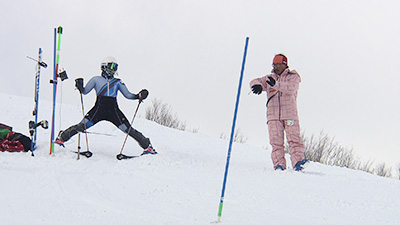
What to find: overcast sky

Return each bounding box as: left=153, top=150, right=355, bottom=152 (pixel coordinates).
left=1, top=0, right=399, bottom=167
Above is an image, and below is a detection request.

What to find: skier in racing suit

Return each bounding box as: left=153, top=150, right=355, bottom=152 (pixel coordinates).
left=250, top=54, right=307, bottom=171
left=56, top=57, right=156, bottom=155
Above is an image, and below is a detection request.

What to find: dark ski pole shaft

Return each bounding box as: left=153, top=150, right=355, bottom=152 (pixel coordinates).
left=77, top=133, right=81, bottom=160
left=216, top=37, right=249, bottom=223
left=78, top=92, right=90, bottom=159
left=49, top=26, right=63, bottom=155
left=119, top=100, right=142, bottom=155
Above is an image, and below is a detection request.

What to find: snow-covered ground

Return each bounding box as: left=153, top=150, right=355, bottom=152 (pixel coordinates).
left=1, top=93, right=400, bottom=225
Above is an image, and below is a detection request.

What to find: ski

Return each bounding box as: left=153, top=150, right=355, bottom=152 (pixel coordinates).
left=28, top=48, right=48, bottom=155
left=116, top=153, right=139, bottom=160
left=49, top=26, right=68, bottom=155
left=72, top=152, right=138, bottom=159
left=72, top=151, right=93, bottom=158
left=116, top=151, right=157, bottom=160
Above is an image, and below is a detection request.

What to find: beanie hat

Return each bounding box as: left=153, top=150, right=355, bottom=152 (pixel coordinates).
left=273, top=54, right=288, bottom=65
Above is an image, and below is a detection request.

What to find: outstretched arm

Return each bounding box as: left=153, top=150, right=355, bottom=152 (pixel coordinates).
left=118, top=82, right=139, bottom=100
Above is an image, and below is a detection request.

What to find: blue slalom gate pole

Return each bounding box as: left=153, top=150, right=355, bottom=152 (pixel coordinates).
left=217, top=37, right=249, bottom=222
left=49, top=28, right=57, bottom=155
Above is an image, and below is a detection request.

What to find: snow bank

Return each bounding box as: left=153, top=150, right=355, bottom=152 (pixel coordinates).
left=1, top=93, right=399, bottom=225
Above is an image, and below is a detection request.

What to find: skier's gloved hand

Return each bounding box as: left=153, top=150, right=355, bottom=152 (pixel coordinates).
left=138, top=89, right=149, bottom=102
left=75, top=78, right=84, bottom=93
left=266, top=76, right=276, bottom=87
left=251, top=85, right=263, bottom=95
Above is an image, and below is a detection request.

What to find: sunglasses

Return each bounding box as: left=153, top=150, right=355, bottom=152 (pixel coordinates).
left=272, top=63, right=285, bottom=67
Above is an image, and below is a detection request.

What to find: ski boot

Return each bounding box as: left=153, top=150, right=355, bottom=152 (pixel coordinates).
left=55, top=138, right=65, bottom=148
left=141, top=144, right=157, bottom=156
left=54, top=130, right=65, bottom=147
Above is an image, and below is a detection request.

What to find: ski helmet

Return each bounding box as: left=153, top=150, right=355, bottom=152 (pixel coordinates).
left=101, top=56, right=118, bottom=78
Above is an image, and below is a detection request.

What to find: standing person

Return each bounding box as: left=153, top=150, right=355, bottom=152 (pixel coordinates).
left=55, top=56, right=157, bottom=156
left=250, top=54, right=307, bottom=171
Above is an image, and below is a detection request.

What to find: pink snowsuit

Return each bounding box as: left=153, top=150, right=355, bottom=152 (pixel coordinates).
left=250, top=68, right=305, bottom=169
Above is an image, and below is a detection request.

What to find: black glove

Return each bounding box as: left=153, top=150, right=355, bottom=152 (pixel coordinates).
left=266, top=76, right=276, bottom=87
left=75, top=78, right=84, bottom=93
left=251, top=85, right=263, bottom=95
left=138, top=89, right=149, bottom=101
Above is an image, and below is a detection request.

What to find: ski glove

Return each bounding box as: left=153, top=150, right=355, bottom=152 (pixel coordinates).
left=266, top=76, right=276, bottom=87
left=75, top=78, right=84, bottom=93
left=251, top=85, right=263, bottom=95
left=138, top=89, right=149, bottom=102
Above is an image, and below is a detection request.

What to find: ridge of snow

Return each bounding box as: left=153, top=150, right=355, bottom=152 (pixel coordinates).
left=0, top=93, right=399, bottom=225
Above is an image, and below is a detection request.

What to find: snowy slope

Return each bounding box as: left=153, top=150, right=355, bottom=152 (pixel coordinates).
left=1, top=93, right=400, bottom=225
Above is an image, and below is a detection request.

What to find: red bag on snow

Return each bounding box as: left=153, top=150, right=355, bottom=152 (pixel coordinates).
left=0, top=132, right=26, bottom=152
left=0, top=123, right=31, bottom=152
left=0, top=123, right=12, bottom=131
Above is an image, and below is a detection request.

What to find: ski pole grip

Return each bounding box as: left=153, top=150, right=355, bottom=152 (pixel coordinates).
left=57, top=26, right=63, bottom=34
left=75, top=78, right=84, bottom=93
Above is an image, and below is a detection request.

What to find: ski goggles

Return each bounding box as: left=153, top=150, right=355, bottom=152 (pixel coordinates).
left=106, top=62, right=118, bottom=72
left=102, top=62, right=118, bottom=75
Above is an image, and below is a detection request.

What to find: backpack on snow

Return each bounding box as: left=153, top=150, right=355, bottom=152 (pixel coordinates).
left=0, top=123, right=12, bottom=131
left=0, top=123, right=31, bottom=152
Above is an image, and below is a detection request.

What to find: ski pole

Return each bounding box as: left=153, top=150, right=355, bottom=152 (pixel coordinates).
left=118, top=100, right=142, bottom=155
left=79, top=92, right=90, bottom=157
left=77, top=133, right=81, bottom=160
left=82, top=131, right=116, bottom=136
left=216, top=37, right=249, bottom=223
left=27, top=56, right=48, bottom=68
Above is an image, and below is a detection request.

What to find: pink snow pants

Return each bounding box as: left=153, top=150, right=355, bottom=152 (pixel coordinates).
left=268, top=120, right=305, bottom=169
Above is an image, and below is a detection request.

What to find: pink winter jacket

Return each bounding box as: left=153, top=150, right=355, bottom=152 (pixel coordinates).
left=250, top=68, right=301, bottom=122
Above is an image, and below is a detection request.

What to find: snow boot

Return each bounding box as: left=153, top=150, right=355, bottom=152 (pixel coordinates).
left=294, top=159, right=309, bottom=171
left=274, top=165, right=285, bottom=171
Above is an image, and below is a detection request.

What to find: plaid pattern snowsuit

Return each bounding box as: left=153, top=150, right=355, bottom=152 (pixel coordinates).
left=250, top=69, right=305, bottom=169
